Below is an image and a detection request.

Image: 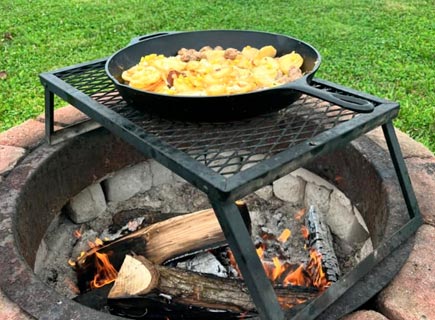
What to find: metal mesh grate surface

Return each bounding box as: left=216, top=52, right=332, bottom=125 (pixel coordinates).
left=56, top=61, right=362, bottom=176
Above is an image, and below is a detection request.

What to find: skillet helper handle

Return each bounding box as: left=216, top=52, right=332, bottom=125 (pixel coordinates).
left=129, top=31, right=179, bottom=45
left=289, top=81, right=375, bottom=113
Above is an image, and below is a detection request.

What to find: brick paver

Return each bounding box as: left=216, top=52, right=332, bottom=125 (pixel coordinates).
left=406, top=157, right=435, bottom=226
left=36, top=104, right=88, bottom=127
left=0, top=145, right=26, bottom=175
left=0, top=120, right=45, bottom=148
left=377, top=224, right=435, bottom=320
left=366, top=127, right=434, bottom=159
left=0, top=291, right=33, bottom=320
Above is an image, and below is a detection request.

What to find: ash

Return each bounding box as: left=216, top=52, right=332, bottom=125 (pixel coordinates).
left=243, top=194, right=309, bottom=265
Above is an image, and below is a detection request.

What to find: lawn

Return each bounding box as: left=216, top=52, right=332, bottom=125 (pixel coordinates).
left=1, top=0, right=434, bottom=151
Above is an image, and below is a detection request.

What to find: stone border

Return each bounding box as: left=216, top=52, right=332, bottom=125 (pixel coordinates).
left=0, top=106, right=434, bottom=320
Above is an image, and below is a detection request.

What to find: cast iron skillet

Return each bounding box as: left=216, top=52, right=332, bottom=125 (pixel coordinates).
left=106, top=30, right=374, bottom=121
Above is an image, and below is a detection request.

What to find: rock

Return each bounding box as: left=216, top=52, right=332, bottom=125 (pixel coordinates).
left=149, top=159, right=174, bottom=186
left=273, top=174, right=305, bottom=204
left=142, top=182, right=209, bottom=213
left=292, top=167, right=336, bottom=190
left=255, top=185, right=274, bottom=201
left=304, top=181, right=331, bottom=214
left=327, top=189, right=369, bottom=244
left=354, top=206, right=370, bottom=233
left=67, top=183, right=107, bottom=223
left=377, top=224, right=435, bottom=320
left=354, top=237, right=374, bottom=263
left=103, top=161, right=152, bottom=203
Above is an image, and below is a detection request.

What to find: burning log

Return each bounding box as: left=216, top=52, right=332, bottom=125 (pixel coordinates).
left=108, top=254, right=318, bottom=314
left=304, top=205, right=341, bottom=283
left=73, top=203, right=250, bottom=288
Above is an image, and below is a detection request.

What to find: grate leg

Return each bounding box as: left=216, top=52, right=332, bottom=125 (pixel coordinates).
left=382, top=121, right=421, bottom=219
left=44, top=88, right=54, bottom=144
left=210, top=198, right=285, bottom=320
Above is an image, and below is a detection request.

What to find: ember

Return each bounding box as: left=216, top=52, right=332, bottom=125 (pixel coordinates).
left=294, top=208, right=306, bottom=221
left=73, top=229, right=82, bottom=239
left=228, top=218, right=332, bottom=293
left=277, top=228, right=291, bottom=242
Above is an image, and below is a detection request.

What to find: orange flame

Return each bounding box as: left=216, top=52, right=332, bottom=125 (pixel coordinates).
left=271, top=257, right=285, bottom=281
left=88, top=237, right=103, bottom=248
left=67, top=259, right=76, bottom=267
left=256, top=245, right=265, bottom=258
left=306, top=249, right=330, bottom=291
left=283, top=264, right=311, bottom=287
left=227, top=226, right=332, bottom=306
left=90, top=252, right=118, bottom=289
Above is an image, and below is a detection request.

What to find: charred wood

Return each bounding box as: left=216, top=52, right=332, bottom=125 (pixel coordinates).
left=73, top=283, right=254, bottom=319
left=109, top=255, right=318, bottom=314
left=305, top=205, right=341, bottom=282
left=108, top=294, right=256, bottom=320
left=73, top=284, right=113, bottom=310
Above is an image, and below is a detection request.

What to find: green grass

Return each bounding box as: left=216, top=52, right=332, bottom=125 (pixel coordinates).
left=1, top=0, right=434, bottom=151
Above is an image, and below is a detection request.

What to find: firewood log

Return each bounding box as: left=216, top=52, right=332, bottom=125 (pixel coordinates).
left=305, top=205, right=341, bottom=282
left=73, top=203, right=250, bottom=283
left=108, top=254, right=318, bottom=314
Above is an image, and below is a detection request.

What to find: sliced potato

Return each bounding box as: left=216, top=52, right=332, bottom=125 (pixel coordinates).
left=258, top=45, right=277, bottom=58
left=241, top=45, right=259, bottom=60
left=278, top=52, right=304, bottom=73
left=129, top=66, right=161, bottom=89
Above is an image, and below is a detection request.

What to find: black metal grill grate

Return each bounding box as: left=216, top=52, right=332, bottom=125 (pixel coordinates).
left=56, top=61, right=364, bottom=176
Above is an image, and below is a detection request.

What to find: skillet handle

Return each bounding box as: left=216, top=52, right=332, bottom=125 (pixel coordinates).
left=288, top=81, right=375, bottom=113
left=129, top=31, right=179, bottom=45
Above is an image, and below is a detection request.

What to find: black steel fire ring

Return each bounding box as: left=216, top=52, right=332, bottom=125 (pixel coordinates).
left=0, top=128, right=415, bottom=320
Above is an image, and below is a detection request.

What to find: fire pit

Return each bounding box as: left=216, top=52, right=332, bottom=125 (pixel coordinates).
left=0, top=125, right=420, bottom=319
left=0, top=51, right=422, bottom=319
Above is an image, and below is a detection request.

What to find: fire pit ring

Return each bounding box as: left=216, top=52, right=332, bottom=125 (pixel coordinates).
left=0, top=128, right=413, bottom=319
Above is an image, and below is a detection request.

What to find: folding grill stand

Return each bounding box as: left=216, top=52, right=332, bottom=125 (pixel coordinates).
left=40, top=59, right=422, bottom=320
